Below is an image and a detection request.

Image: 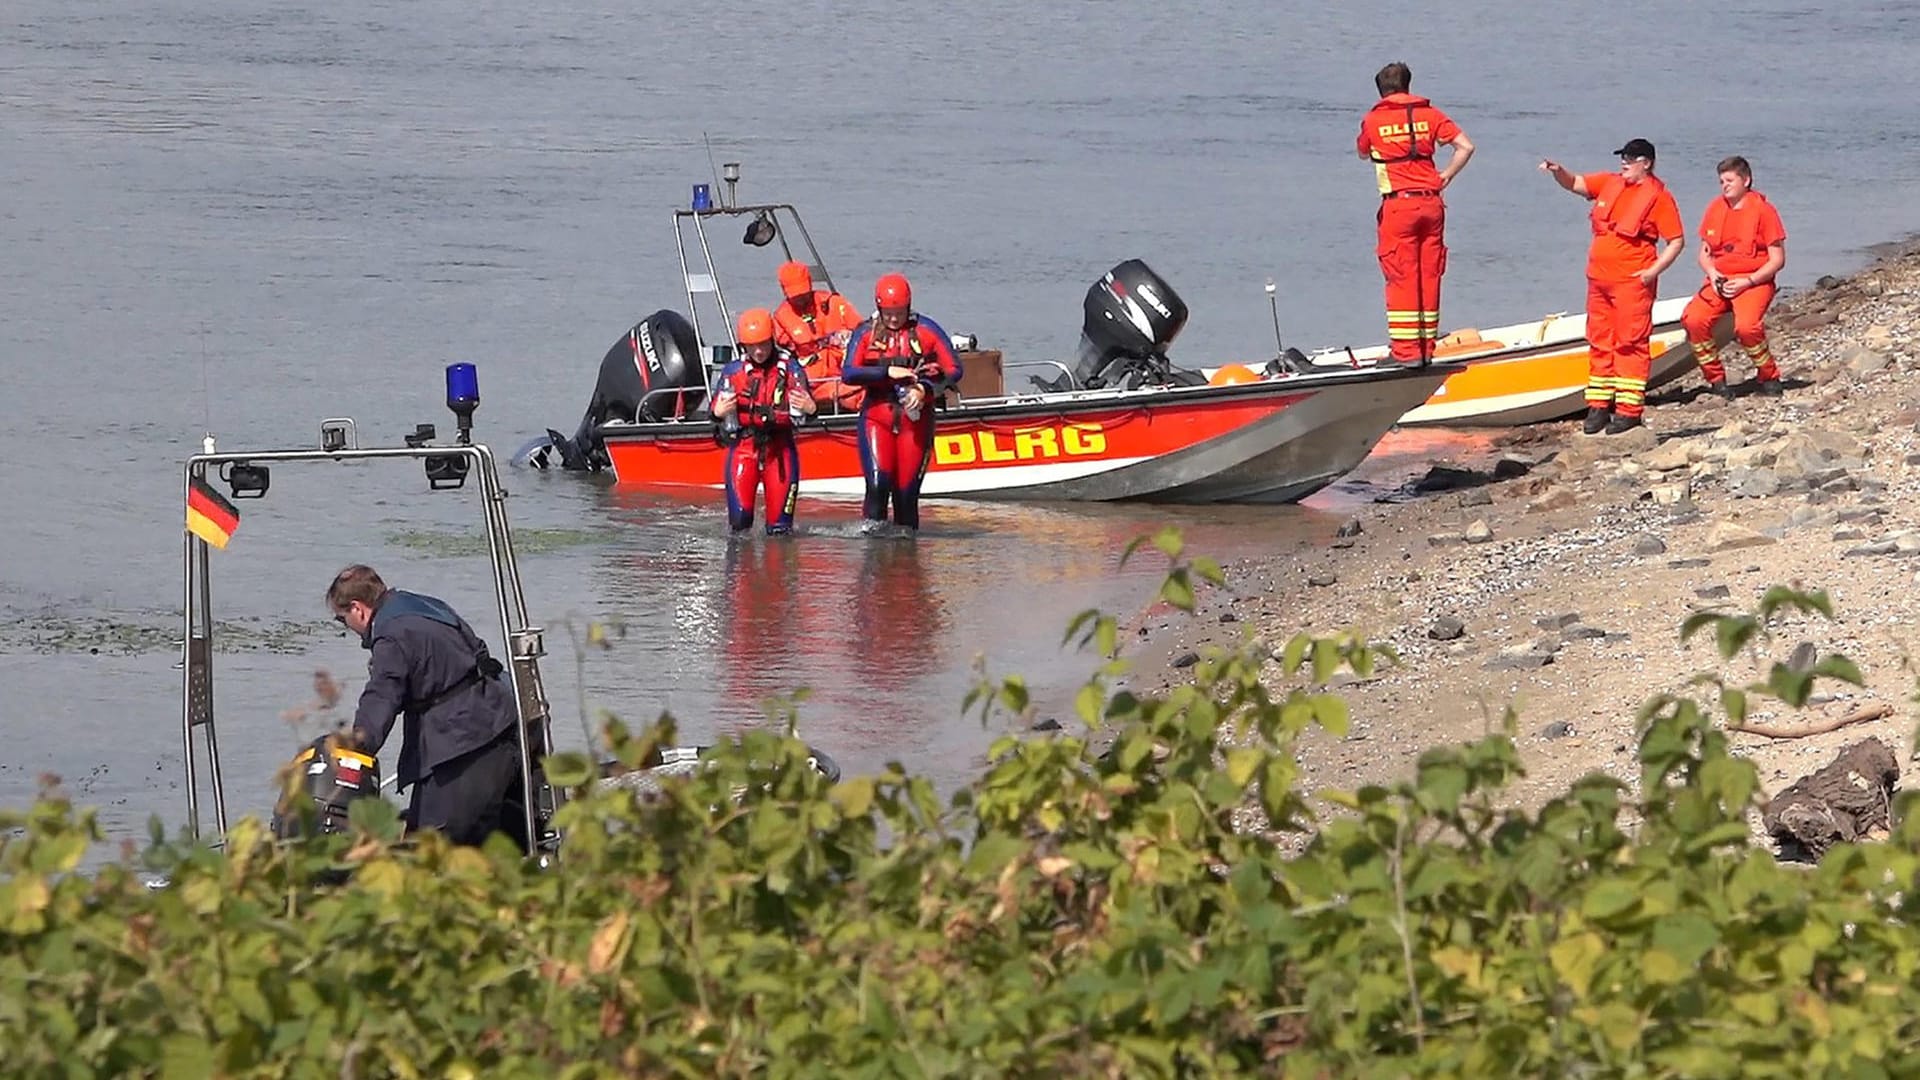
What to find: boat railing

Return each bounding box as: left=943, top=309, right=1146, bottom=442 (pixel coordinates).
left=671, top=175, right=836, bottom=390
left=1002, top=358, right=1079, bottom=392
left=635, top=385, right=713, bottom=423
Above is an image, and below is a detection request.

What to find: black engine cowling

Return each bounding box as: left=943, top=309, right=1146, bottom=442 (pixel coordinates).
left=523, top=309, right=708, bottom=471
left=1033, top=260, right=1204, bottom=392
left=270, top=735, right=384, bottom=840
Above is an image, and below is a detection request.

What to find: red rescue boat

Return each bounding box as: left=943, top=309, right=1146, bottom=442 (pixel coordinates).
left=521, top=170, right=1454, bottom=504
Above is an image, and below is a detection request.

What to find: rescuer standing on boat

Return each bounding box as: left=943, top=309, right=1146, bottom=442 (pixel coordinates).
left=1540, top=138, right=1685, bottom=434
left=1681, top=155, right=1788, bottom=401
left=329, top=565, right=529, bottom=851
left=710, top=307, right=816, bottom=535
left=771, top=260, right=863, bottom=411
left=1356, top=61, right=1475, bottom=367
left=841, top=273, right=962, bottom=536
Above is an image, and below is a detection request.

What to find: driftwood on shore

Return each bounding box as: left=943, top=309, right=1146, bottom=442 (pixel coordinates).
left=1729, top=701, right=1895, bottom=740
left=1761, top=737, right=1899, bottom=862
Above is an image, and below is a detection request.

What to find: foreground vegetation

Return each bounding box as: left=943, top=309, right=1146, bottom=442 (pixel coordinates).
left=4, top=532, right=1918, bottom=1077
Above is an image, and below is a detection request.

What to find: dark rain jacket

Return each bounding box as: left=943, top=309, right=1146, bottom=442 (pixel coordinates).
left=350, top=589, right=517, bottom=791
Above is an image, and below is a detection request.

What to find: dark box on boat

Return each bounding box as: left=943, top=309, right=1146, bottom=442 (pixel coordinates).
left=944, top=349, right=1004, bottom=405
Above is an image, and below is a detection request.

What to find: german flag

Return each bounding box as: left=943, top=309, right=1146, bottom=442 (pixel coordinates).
left=186, top=475, right=240, bottom=549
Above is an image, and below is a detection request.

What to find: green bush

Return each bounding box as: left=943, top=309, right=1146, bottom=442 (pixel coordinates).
left=4, top=531, right=1919, bottom=1077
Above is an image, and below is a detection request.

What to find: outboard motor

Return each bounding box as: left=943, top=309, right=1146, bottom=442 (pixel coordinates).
left=520, top=309, right=707, bottom=471
left=270, top=735, right=384, bottom=840
left=1033, top=260, right=1206, bottom=392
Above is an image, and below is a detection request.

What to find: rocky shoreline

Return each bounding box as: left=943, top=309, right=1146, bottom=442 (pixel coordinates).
left=1129, top=239, right=1920, bottom=846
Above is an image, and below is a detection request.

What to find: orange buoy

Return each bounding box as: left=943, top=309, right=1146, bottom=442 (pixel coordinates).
left=1208, top=363, right=1263, bottom=387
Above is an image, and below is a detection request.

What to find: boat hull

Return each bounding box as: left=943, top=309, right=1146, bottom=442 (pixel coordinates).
left=1395, top=296, right=1701, bottom=427
left=599, top=367, right=1449, bottom=505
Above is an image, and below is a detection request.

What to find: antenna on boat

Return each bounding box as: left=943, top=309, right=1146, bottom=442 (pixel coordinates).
left=1265, top=278, right=1285, bottom=357
left=199, top=320, right=215, bottom=445
left=702, top=133, right=728, bottom=208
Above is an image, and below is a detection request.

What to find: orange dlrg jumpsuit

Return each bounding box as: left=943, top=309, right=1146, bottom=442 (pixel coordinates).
left=1357, top=93, right=1460, bottom=363
left=773, top=289, right=863, bottom=410
left=1580, top=172, right=1683, bottom=419
left=1682, top=192, right=1787, bottom=385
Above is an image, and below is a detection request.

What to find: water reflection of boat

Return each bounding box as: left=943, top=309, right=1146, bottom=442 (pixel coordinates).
left=520, top=168, right=1455, bottom=506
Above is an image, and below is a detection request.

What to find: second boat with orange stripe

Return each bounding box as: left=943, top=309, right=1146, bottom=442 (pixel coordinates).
left=1383, top=297, right=1695, bottom=427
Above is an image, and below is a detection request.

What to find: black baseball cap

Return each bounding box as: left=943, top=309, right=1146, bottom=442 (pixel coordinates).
left=1613, top=138, right=1656, bottom=161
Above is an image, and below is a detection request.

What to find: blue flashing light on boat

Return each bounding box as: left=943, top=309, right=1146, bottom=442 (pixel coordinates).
left=692, top=183, right=713, bottom=212
left=446, top=362, right=479, bottom=443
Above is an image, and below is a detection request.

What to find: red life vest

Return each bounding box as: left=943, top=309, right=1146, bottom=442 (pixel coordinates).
left=1360, top=93, right=1450, bottom=194
left=863, top=321, right=930, bottom=365
left=1589, top=173, right=1670, bottom=241
left=773, top=291, right=850, bottom=359
left=724, top=357, right=800, bottom=431
left=1700, top=191, right=1781, bottom=273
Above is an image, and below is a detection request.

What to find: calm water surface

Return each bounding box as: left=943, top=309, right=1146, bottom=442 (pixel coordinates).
left=3, top=0, right=1915, bottom=838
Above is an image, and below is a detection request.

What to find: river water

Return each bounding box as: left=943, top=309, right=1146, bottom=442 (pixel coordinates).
left=3, top=0, right=1917, bottom=840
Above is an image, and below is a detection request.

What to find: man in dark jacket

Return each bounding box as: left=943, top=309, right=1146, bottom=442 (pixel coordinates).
left=327, top=564, right=527, bottom=850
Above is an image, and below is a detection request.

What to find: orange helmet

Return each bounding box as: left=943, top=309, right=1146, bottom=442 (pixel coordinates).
left=736, top=308, right=775, bottom=346
left=778, top=260, right=813, bottom=298
left=874, top=272, right=912, bottom=311
left=1207, top=363, right=1263, bottom=387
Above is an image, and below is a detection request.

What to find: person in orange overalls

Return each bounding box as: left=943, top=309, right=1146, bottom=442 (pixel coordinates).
left=1356, top=62, right=1475, bottom=366
left=772, top=260, right=863, bottom=412
left=1682, top=155, right=1788, bottom=400
left=1540, top=138, right=1685, bottom=434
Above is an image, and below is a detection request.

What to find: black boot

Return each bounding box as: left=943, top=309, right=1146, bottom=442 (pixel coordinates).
left=1758, top=378, right=1784, bottom=397
left=1605, top=413, right=1644, bottom=436
left=1582, top=407, right=1612, bottom=435
left=1706, top=379, right=1735, bottom=402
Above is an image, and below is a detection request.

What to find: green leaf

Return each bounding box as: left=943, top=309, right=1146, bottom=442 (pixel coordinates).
left=1581, top=880, right=1641, bottom=922
left=1310, top=638, right=1340, bottom=684
left=1281, top=635, right=1309, bottom=675
left=1159, top=570, right=1195, bottom=613
left=1652, top=912, right=1720, bottom=966
left=1550, top=931, right=1607, bottom=999
left=1640, top=948, right=1690, bottom=985
left=830, top=777, right=875, bottom=820
left=1415, top=754, right=1469, bottom=814
left=1680, top=610, right=1722, bottom=642
left=1765, top=665, right=1813, bottom=707
left=1812, top=654, right=1863, bottom=685
left=997, top=676, right=1030, bottom=713
left=1721, top=686, right=1748, bottom=726
left=543, top=751, right=594, bottom=788
left=1311, top=694, right=1350, bottom=737
left=965, top=833, right=1024, bottom=876
left=161, top=1036, right=214, bottom=1080
left=1715, top=615, right=1758, bottom=660
left=1076, top=683, right=1105, bottom=727
left=1224, top=748, right=1264, bottom=788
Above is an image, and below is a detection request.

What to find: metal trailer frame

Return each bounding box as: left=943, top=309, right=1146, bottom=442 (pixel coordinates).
left=179, top=423, right=562, bottom=854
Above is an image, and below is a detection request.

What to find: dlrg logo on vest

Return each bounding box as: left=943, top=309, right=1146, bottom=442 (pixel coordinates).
left=934, top=422, right=1109, bottom=466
